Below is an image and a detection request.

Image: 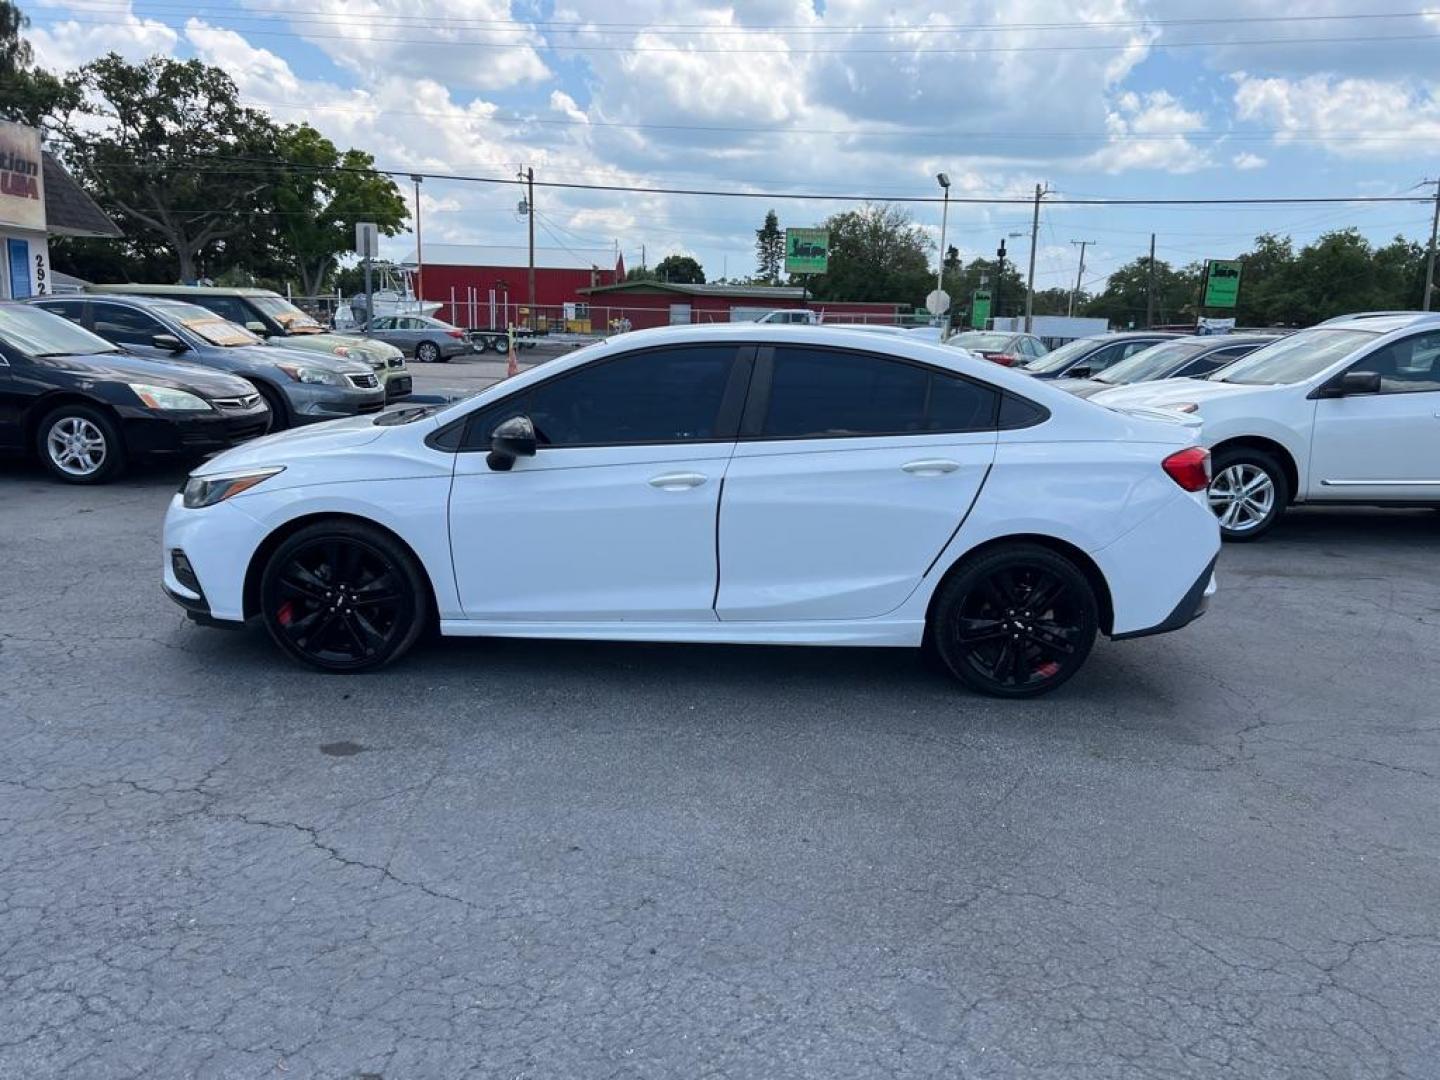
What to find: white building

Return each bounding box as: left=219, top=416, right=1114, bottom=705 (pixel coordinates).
left=1, top=120, right=120, bottom=300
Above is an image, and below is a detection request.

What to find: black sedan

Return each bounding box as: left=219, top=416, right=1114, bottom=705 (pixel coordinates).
left=1051, top=334, right=1281, bottom=398
left=0, top=303, right=270, bottom=484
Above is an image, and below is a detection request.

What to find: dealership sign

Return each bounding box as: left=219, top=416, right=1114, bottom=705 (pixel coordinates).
left=0, top=121, right=45, bottom=232
left=784, top=228, right=829, bottom=275
left=1202, top=259, right=1242, bottom=308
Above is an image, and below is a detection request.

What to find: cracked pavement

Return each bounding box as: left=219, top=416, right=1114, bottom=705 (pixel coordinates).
left=1, top=459, right=1438, bottom=1079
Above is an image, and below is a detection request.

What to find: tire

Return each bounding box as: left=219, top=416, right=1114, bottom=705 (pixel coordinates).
left=259, top=521, right=430, bottom=672
left=1209, top=447, right=1289, bottom=542
left=929, top=544, right=1099, bottom=698
left=255, top=382, right=290, bottom=433
left=416, top=341, right=440, bottom=364
left=35, top=404, right=125, bottom=484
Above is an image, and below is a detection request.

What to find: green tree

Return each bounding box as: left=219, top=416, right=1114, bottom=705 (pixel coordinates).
left=654, top=254, right=704, bottom=284
left=55, top=54, right=280, bottom=282
left=805, top=203, right=932, bottom=305
left=1084, top=256, right=1200, bottom=327
left=755, top=209, right=784, bottom=284
left=625, top=265, right=659, bottom=282
left=0, top=1, right=77, bottom=127
left=267, top=123, right=408, bottom=295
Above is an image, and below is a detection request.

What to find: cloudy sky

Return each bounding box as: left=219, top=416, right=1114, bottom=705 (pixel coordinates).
left=23, top=0, right=1440, bottom=303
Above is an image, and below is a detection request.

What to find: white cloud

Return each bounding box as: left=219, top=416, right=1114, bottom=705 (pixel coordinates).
left=1232, top=152, right=1266, bottom=170
left=27, top=0, right=177, bottom=70
left=1232, top=73, right=1440, bottom=159
left=1084, top=90, right=1211, bottom=173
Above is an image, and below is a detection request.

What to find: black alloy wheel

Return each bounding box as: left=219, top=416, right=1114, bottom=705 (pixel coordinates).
left=930, top=544, right=1098, bottom=698
left=260, top=521, right=428, bottom=671
left=416, top=341, right=440, bottom=364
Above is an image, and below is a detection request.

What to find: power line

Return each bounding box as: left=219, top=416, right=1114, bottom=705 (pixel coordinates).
left=35, top=13, right=1440, bottom=54
left=58, top=2, right=1440, bottom=35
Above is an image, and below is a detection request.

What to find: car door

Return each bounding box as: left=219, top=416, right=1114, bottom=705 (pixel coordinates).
left=89, top=302, right=175, bottom=360
left=448, top=343, right=749, bottom=621
left=715, top=344, right=999, bottom=621
left=1308, top=330, right=1440, bottom=500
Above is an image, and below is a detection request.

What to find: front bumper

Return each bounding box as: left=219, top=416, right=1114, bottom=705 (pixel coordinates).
left=120, top=402, right=270, bottom=457
left=289, top=386, right=387, bottom=424
left=384, top=373, right=413, bottom=400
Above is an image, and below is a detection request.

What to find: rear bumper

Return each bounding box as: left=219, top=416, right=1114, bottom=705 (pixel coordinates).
left=1110, top=556, right=1216, bottom=640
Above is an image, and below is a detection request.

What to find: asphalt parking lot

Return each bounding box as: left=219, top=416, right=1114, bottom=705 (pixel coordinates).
left=2, top=450, right=1438, bottom=1078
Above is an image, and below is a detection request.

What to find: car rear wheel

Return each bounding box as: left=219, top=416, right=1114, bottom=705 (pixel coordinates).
left=416, top=341, right=440, bottom=363
left=1209, top=448, right=1288, bottom=542
left=36, top=405, right=124, bottom=484
left=930, top=544, right=1098, bottom=698
left=260, top=522, right=429, bottom=672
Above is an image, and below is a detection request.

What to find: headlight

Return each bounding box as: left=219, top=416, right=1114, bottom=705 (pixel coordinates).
left=129, top=383, right=212, bottom=411
left=276, top=362, right=345, bottom=386
left=182, top=466, right=285, bottom=509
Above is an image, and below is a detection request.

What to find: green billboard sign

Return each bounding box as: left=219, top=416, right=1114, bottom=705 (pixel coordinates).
left=784, top=228, right=829, bottom=275
left=1203, top=259, right=1242, bottom=308
left=970, top=290, right=992, bottom=329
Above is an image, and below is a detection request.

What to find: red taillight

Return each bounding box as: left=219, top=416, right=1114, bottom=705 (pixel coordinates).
left=983, top=352, right=1018, bottom=366
left=1163, top=446, right=1211, bottom=492
left=447, top=329, right=465, bottom=339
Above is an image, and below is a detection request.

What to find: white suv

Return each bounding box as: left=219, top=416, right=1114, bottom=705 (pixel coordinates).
left=1090, top=312, right=1440, bottom=540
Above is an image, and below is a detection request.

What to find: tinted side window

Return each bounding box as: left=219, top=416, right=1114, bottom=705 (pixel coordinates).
left=34, top=301, right=83, bottom=326
left=1183, top=346, right=1253, bottom=377
left=92, top=303, right=165, bottom=345
left=468, top=346, right=736, bottom=448
left=1085, top=342, right=1133, bottom=372
left=188, top=295, right=255, bottom=326
left=764, top=347, right=996, bottom=437
left=1360, top=332, right=1440, bottom=394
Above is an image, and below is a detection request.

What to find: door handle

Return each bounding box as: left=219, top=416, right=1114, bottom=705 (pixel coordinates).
left=901, top=459, right=960, bottom=476
left=648, top=472, right=708, bottom=490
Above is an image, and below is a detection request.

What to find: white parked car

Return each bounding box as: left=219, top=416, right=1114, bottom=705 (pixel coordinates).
left=162, top=325, right=1219, bottom=697
left=1090, top=312, right=1440, bottom=541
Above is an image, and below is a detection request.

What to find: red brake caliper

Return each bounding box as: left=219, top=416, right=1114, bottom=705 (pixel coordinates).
left=276, top=600, right=294, bottom=627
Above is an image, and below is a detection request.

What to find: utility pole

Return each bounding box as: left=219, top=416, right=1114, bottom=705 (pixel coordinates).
left=994, top=238, right=1007, bottom=328
left=1425, top=179, right=1440, bottom=311
left=1068, top=240, right=1093, bottom=317
left=1023, top=182, right=1048, bottom=333
left=410, top=174, right=424, bottom=308
left=518, top=166, right=536, bottom=329
left=1146, top=232, right=1157, bottom=328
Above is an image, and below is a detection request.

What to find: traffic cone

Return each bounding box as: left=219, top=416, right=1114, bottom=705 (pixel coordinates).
left=506, top=329, right=519, bottom=378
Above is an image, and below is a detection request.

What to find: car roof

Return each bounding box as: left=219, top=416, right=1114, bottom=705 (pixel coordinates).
left=1315, top=311, right=1440, bottom=332
left=58, top=293, right=209, bottom=313
left=87, top=284, right=278, bottom=298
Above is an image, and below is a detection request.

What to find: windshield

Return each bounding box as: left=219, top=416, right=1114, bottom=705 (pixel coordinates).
left=159, top=302, right=262, bottom=347
left=946, top=332, right=1013, bottom=352
left=1022, top=336, right=1102, bottom=373
left=249, top=294, right=324, bottom=333
left=1213, top=328, right=1378, bottom=385
left=1097, top=341, right=1208, bottom=385
left=0, top=305, right=118, bottom=356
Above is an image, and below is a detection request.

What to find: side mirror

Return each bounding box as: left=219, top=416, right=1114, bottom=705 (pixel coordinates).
left=151, top=333, right=187, bottom=352
left=244, top=320, right=268, bottom=334
left=1067, top=364, right=1093, bottom=380
left=1326, top=370, right=1381, bottom=397
left=486, top=415, right=538, bottom=471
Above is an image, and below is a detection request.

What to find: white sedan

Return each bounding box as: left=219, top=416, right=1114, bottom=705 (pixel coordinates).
left=162, top=325, right=1219, bottom=697
left=1090, top=312, right=1440, bottom=541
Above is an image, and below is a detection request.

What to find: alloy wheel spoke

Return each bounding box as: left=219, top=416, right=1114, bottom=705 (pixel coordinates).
left=1025, top=576, right=1066, bottom=617
left=957, top=617, right=1006, bottom=643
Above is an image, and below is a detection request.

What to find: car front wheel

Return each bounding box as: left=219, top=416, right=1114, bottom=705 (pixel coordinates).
left=36, top=405, right=124, bottom=484
left=930, top=544, right=1098, bottom=698
left=259, top=521, right=429, bottom=672
left=1208, top=448, right=1288, bottom=541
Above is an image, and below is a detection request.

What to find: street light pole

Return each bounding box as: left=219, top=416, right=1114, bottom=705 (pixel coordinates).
left=1023, top=182, right=1048, bottom=333
left=1068, top=239, right=1093, bottom=317
left=524, top=167, right=536, bottom=329
left=410, top=174, right=424, bottom=309
left=1424, top=179, right=1439, bottom=312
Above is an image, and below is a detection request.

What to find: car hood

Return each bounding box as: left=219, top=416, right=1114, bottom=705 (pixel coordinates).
left=44, top=350, right=255, bottom=397
left=194, top=413, right=388, bottom=475
left=234, top=342, right=373, bottom=376
left=1088, top=377, right=1271, bottom=409
left=275, top=331, right=403, bottom=366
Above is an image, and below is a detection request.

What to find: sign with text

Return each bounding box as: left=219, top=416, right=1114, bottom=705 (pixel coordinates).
left=970, top=290, right=992, bottom=329
left=0, top=121, right=46, bottom=232
left=1203, top=259, right=1242, bottom=308
left=784, top=228, right=829, bottom=275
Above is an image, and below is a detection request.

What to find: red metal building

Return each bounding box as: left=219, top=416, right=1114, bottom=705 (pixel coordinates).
left=578, top=281, right=902, bottom=330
